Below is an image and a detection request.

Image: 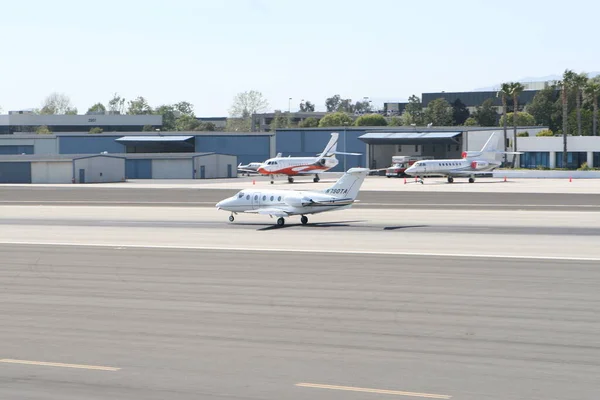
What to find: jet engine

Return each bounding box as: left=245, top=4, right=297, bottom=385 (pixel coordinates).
left=318, top=158, right=327, bottom=166
left=470, top=160, right=489, bottom=170
left=284, top=195, right=314, bottom=207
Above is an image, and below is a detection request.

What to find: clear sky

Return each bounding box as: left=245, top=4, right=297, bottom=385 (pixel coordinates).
left=1, top=0, right=598, bottom=116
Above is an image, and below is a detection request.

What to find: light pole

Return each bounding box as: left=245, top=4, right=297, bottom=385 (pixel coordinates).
left=288, top=97, right=292, bottom=113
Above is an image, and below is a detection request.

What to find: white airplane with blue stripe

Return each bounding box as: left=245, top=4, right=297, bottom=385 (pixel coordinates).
left=405, top=132, right=521, bottom=183
left=215, top=168, right=370, bottom=226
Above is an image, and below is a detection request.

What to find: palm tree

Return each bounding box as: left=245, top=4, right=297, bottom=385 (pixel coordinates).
left=584, top=79, right=600, bottom=137
left=560, top=69, right=577, bottom=167
left=509, top=82, right=525, bottom=167
left=573, top=73, right=589, bottom=136
left=496, top=83, right=512, bottom=166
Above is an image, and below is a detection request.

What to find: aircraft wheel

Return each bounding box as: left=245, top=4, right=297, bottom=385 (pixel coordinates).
left=288, top=177, right=294, bottom=183
left=228, top=215, right=234, bottom=222
left=277, top=217, right=285, bottom=226
left=270, top=181, right=274, bottom=184
left=447, top=177, right=454, bottom=183
left=301, top=216, right=308, bottom=225
left=313, top=177, right=320, bottom=183
left=469, top=177, right=475, bottom=183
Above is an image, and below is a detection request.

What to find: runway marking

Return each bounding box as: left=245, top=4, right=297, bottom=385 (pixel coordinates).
left=295, top=383, right=452, bottom=399
left=0, top=241, right=599, bottom=262
left=0, top=358, right=120, bottom=371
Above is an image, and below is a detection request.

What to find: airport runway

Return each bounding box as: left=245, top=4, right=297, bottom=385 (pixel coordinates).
left=1, top=186, right=600, bottom=210
left=1, top=244, right=599, bottom=400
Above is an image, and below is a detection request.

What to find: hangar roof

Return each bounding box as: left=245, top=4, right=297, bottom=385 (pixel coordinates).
left=358, top=131, right=462, bottom=144
left=115, top=135, right=194, bottom=142
left=0, top=152, right=235, bottom=162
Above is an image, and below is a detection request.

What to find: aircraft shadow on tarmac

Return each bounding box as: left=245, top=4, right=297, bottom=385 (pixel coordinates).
left=234, top=221, right=430, bottom=231
left=413, top=180, right=515, bottom=185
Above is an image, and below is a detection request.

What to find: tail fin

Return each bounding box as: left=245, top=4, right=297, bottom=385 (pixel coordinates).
left=481, top=132, right=499, bottom=152
left=318, top=133, right=339, bottom=158
left=322, top=168, right=370, bottom=199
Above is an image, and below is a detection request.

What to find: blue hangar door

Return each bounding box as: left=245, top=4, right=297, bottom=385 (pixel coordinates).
left=126, top=159, right=152, bottom=179
left=0, top=162, right=31, bottom=183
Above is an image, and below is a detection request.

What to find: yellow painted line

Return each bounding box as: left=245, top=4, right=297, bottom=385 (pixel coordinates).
left=295, top=383, right=451, bottom=399
left=0, top=359, right=120, bottom=371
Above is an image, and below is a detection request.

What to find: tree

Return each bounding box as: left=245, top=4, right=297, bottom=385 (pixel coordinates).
left=269, top=111, right=292, bottom=130
left=229, top=90, right=269, bottom=118
left=154, top=104, right=177, bottom=131
left=573, top=73, right=589, bottom=136
left=388, top=116, right=402, bottom=126
left=175, top=114, right=201, bottom=131
left=499, top=112, right=535, bottom=127
left=509, top=82, right=525, bottom=165
left=318, top=112, right=353, bottom=127
left=496, top=83, right=511, bottom=163
left=525, top=85, right=559, bottom=128
left=354, top=100, right=373, bottom=114
left=464, top=117, right=478, bottom=126
left=299, top=100, right=315, bottom=112
left=89, top=127, right=103, bottom=134
left=451, top=99, right=470, bottom=126
left=36, top=125, right=52, bottom=134
left=298, top=117, right=319, bottom=128
left=225, top=118, right=251, bottom=132
left=173, top=101, right=195, bottom=117
left=558, top=69, right=577, bottom=167
left=39, top=92, right=77, bottom=115
left=108, top=93, right=126, bottom=114
left=127, top=96, right=153, bottom=115
left=472, top=98, right=497, bottom=126
left=403, top=95, right=425, bottom=125
left=142, top=125, right=155, bottom=132
left=568, top=109, right=593, bottom=136
left=423, top=98, right=453, bottom=126
left=354, top=113, right=387, bottom=126
left=584, top=78, right=600, bottom=136
left=325, top=95, right=342, bottom=112
left=87, top=103, right=106, bottom=114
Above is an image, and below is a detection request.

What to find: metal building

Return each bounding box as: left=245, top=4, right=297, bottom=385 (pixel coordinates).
left=124, top=153, right=237, bottom=179
left=0, top=154, right=126, bottom=184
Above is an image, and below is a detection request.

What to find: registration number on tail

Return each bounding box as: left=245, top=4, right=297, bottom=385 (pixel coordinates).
left=326, top=189, right=349, bottom=194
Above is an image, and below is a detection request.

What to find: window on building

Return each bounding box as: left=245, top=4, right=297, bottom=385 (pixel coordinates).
left=397, top=145, right=402, bottom=152
left=415, top=145, right=419, bottom=152
left=520, top=152, right=550, bottom=169
left=555, top=152, right=587, bottom=169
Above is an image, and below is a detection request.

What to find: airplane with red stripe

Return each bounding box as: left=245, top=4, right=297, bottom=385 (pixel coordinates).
left=257, top=132, right=361, bottom=184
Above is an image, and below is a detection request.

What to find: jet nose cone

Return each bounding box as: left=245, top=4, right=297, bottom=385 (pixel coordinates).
left=215, top=201, right=222, bottom=209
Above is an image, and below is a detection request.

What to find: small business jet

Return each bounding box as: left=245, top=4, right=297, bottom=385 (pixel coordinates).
left=257, top=132, right=361, bottom=184
left=237, top=153, right=282, bottom=175
left=404, top=132, right=520, bottom=183
left=215, top=167, right=370, bottom=226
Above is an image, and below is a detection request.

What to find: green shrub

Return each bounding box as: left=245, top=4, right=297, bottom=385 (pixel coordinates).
left=517, top=131, right=529, bottom=137
left=536, top=129, right=554, bottom=137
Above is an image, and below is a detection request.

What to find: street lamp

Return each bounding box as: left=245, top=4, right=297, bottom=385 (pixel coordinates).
left=288, top=97, right=292, bottom=113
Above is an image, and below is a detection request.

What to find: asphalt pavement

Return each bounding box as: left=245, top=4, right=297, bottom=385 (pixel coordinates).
left=2, top=244, right=599, bottom=400
left=1, top=186, right=599, bottom=210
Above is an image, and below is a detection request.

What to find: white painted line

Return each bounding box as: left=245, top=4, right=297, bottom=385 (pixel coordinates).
left=0, top=241, right=599, bottom=262
left=0, top=358, right=120, bottom=371
left=296, top=383, right=452, bottom=398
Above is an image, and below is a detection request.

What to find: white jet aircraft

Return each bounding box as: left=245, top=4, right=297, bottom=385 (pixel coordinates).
left=215, top=167, right=370, bottom=226
left=404, top=132, right=520, bottom=183
left=257, top=132, right=361, bottom=184
left=237, top=153, right=282, bottom=175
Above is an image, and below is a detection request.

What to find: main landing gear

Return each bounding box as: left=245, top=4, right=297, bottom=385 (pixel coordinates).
left=469, top=177, right=475, bottom=183
left=270, top=175, right=274, bottom=184
left=313, top=174, right=320, bottom=183
left=301, top=215, right=308, bottom=225
left=447, top=177, right=454, bottom=183
left=287, top=176, right=294, bottom=183
left=277, top=217, right=285, bottom=226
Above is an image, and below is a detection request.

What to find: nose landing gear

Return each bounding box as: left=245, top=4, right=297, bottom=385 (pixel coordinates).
left=228, top=214, right=235, bottom=222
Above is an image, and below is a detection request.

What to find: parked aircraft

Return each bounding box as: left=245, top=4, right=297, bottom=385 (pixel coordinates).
left=237, top=153, right=282, bottom=175
left=215, top=167, right=370, bottom=226
left=257, top=132, right=361, bottom=184
left=404, top=132, right=520, bottom=183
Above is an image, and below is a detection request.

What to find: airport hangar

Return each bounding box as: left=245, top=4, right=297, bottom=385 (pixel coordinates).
left=3, top=126, right=600, bottom=183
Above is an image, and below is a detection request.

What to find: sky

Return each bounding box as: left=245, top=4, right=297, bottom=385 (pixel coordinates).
left=1, top=0, right=599, bottom=117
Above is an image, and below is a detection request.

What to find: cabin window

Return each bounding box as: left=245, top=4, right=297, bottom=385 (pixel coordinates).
left=270, top=196, right=274, bottom=201
left=246, top=195, right=250, bottom=200
left=262, top=195, right=266, bottom=201
left=254, top=195, right=258, bottom=200
left=278, top=196, right=282, bottom=201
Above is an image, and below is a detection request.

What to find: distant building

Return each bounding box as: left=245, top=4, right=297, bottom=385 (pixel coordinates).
left=251, top=112, right=328, bottom=132
left=0, top=110, right=162, bottom=134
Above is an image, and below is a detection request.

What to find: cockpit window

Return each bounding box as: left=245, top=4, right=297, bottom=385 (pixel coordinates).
left=238, top=192, right=244, bottom=198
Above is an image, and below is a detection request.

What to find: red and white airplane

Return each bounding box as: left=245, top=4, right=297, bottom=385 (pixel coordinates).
left=257, top=132, right=361, bottom=184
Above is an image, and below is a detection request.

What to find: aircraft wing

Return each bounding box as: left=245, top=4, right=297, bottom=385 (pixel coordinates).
left=448, top=170, right=495, bottom=177
left=244, top=208, right=290, bottom=218
left=237, top=168, right=260, bottom=174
